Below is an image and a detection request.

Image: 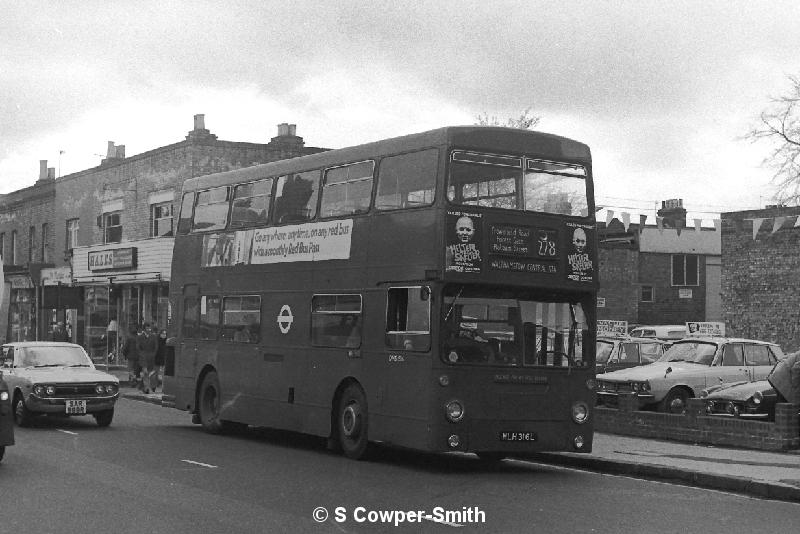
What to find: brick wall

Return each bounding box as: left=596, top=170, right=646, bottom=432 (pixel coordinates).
left=638, top=252, right=706, bottom=324
left=596, top=395, right=800, bottom=451
left=0, top=183, right=55, bottom=267
left=597, top=247, right=639, bottom=323
left=722, top=206, right=800, bottom=350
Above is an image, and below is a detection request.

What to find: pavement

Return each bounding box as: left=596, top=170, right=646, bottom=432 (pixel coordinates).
left=104, top=366, right=800, bottom=503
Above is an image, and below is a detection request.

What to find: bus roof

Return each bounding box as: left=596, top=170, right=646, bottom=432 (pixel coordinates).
left=182, top=125, right=591, bottom=192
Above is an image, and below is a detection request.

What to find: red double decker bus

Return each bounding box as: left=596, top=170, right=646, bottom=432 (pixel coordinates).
left=162, top=126, right=598, bottom=460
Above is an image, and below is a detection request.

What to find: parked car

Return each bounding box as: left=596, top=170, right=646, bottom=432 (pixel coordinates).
left=628, top=325, right=688, bottom=342
left=1, top=342, right=120, bottom=427
left=700, top=350, right=800, bottom=420
left=596, top=336, right=667, bottom=374
left=596, top=337, right=785, bottom=413
left=0, top=373, right=14, bottom=462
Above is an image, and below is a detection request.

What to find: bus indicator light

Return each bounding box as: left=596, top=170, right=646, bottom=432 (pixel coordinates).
left=574, top=435, right=585, bottom=449
left=438, top=375, right=450, bottom=387
left=571, top=402, right=589, bottom=424
left=448, top=434, right=461, bottom=448
left=445, top=400, right=464, bottom=422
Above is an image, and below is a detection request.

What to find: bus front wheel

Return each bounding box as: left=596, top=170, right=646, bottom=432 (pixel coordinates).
left=337, top=384, right=370, bottom=460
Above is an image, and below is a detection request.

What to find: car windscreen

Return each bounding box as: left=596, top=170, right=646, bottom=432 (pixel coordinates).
left=658, top=341, right=716, bottom=365
left=18, top=346, right=93, bottom=368
left=596, top=340, right=614, bottom=363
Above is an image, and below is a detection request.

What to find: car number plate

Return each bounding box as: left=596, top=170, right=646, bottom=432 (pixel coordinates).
left=499, top=431, right=537, bottom=442
left=66, top=400, right=87, bottom=415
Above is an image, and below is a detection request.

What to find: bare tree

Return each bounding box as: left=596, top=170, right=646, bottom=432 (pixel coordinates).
left=475, top=106, right=540, bottom=130
left=746, top=75, right=800, bottom=204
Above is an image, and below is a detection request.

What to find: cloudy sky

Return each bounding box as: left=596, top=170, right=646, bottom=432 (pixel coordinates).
left=2, top=1, right=799, bottom=224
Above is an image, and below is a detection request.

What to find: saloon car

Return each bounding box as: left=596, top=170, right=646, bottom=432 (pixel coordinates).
left=1, top=342, right=120, bottom=427
left=596, top=337, right=785, bottom=413
left=0, top=373, right=14, bottom=461
left=596, top=336, right=667, bottom=374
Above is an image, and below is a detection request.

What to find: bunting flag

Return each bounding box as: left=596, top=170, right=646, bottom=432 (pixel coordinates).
left=694, top=218, right=702, bottom=233
left=606, top=210, right=614, bottom=225
left=622, top=212, right=631, bottom=232
left=752, top=218, right=764, bottom=240
left=772, top=216, right=786, bottom=234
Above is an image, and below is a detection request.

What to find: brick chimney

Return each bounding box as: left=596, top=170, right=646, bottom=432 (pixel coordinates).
left=35, top=159, right=54, bottom=184
left=657, top=198, right=687, bottom=229
left=186, top=113, right=217, bottom=141
left=101, top=141, right=124, bottom=165
left=269, top=123, right=304, bottom=148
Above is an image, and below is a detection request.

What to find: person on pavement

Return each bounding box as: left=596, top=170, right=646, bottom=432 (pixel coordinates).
left=136, top=323, right=158, bottom=394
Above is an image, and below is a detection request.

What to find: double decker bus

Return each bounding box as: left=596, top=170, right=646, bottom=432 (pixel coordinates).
left=163, top=126, right=598, bottom=460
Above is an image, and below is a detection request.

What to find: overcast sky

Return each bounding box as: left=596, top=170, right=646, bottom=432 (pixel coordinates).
left=2, top=1, right=799, bottom=224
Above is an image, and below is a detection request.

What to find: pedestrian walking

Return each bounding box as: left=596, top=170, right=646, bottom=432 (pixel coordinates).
left=123, top=326, right=142, bottom=389
left=136, top=323, right=158, bottom=394
left=154, top=329, right=168, bottom=393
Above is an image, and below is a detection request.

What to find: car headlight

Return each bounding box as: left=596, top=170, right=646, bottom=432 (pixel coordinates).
left=752, top=391, right=763, bottom=405
left=107, top=384, right=119, bottom=395
left=0, top=391, right=8, bottom=402
left=46, top=385, right=56, bottom=396
left=445, top=400, right=465, bottom=422
left=33, top=385, right=45, bottom=396
left=571, top=402, right=590, bottom=424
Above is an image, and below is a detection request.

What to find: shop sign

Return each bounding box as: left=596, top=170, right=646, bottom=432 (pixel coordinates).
left=88, top=247, right=137, bottom=271
left=41, top=266, right=72, bottom=286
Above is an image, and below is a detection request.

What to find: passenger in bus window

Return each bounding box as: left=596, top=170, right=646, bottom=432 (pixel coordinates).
left=233, top=325, right=251, bottom=343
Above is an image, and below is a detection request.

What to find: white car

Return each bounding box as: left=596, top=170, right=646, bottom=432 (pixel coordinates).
left=1, top=342, right=120, bottom=427
left=596, top=337, right=784, bottom=413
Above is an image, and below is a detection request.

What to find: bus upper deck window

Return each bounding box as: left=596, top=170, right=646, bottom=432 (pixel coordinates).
left=376, top=150, right=437, bottom=211
left=321, top=161, right=374, bottom=217
left=231, top=179, right=273, bottom=229
left=523, top=160, right=589, bottom=217
left=176, top=192, right=195, bottom=235
left=274, top=170, right=320, bottom=224
left=192, top=187, right=230, bottom=232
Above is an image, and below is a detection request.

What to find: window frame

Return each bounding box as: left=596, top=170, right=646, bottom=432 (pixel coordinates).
left=221, top=295, right=262, bottom=343
left=274, top=170, right=321, bottom=224
left=102, top=211, right=123, bottom=244
left=311, top=293, right=363, bottom=348
left=151, top=201, right=175, bottom=237
left=230, top=178, right=274, bottom=229
left=671, top=254, right=699, bottom=287
left=66, top=218, right=79, bottom=252
left=41, top=223, right=48, bottom=263
left=320, top=160, right=375, bottom=218
left=191, top=186, right=231, bottom=233
left=28, top=225, right=36, bottom=263
left=640, top=285, right=654, bottom=303
left=375, top=149, right=438, bottom=211
left=385, top=286, right=432, bottom=352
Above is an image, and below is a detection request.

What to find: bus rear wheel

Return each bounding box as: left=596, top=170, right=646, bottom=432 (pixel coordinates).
left=337, top=384, right=370, bottom=460
left=198, top=371, right=225, bottom=434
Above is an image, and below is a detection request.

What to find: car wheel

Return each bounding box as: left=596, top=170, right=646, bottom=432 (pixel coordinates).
left=13, top=394, right=33, bottom=427
left=336, top=383, right=370, bottom=460
left=661, top=388, right=690, bottom=414
left=0, top=445, right=5, bottom=462
left=94, top=409, right=114, bottom=427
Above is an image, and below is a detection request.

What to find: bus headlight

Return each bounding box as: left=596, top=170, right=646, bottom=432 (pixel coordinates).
left=438, top=375, right=450, bottom=387
left=585, top=378, right=597, bottom=391
left=445, top=400, right=465, bottom=422
left=571, top=402, right=589, bottom=424
left=0, top=391, right=8, bottom=402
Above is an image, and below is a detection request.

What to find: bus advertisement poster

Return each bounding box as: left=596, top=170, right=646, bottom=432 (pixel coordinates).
left=445, top=210, right=482, bottom=273
left=565, top=222, right=594, bottom=283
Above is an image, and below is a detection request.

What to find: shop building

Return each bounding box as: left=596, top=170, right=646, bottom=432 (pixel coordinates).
left=0, top=115, right=326, bottom=361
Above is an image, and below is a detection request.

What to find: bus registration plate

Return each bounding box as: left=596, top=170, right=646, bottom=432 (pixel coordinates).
left=499, top=431, right=537, bottom=442
left=66, top=400, right=87, bottom=415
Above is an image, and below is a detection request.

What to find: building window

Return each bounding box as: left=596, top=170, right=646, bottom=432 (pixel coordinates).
left=0, top=232, right=4, bottom=261
left=151, top=202, right=174, bottom=237
left=10, top=230, right=16, bottom=265
left=671, top=254, right=699, bottom=286
left=102, top=211, right=122, bottom=244
left=28, top=226, right=36, bottom=263
left=640, top=285, right=654, bottom=302
left=41, top=223, right=48, bottom=263
left=66, top=218, right=79, bottom=251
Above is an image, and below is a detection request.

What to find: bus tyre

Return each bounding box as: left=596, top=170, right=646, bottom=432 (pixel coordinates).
left=198, top=371, right=225, bottom=434
left=0, top=445, right=4, bottom=462
left=661, top=388, right=690, bottom=414
left=337, top=384, right=370, bottom=460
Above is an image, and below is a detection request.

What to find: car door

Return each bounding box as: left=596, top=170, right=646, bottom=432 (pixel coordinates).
left=744, top=344, right=778, bottom=381
left=1, top=346, right=19, bottom=392
left=712, top=343, right=750, bottom=386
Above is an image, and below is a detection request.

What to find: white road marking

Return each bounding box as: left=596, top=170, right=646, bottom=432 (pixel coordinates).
left=181, top=459, right=218, bottom=468
left=57, top=429, right=78, bottom=435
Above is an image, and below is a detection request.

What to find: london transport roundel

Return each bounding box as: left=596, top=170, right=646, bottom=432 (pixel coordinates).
left=277, top=305, right=294, bottom=334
